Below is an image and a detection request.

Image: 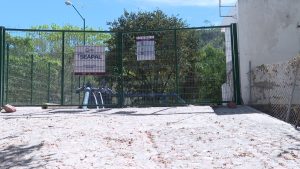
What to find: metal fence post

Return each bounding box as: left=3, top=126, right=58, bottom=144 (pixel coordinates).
left=117, top=32, right=124, bottom=107
left=0, top=26, right=3, bottom=106
left=71, top=74, right=73, bottom=105
left=61, top=31, right=65, bottom=105
left=78, top=76, right=81, bottom=104
left=286, top=65, right=299, bottom=122
left=30, top=54, right=34, bottom=104
left=174, top=29, right=179, bottom=103
left=6, top=43, right=9, bottom=104
left=230, top=23, right=242, bottom=105
left=2, top=28, right=5, bottom=106
left=47, top=62, right=51, bottom=103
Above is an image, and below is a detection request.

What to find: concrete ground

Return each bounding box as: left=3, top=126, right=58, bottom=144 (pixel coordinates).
left=0, top=106, right=299, bottom=169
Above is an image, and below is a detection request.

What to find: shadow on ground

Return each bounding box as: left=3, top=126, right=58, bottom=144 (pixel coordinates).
left=286, top=134, right=300, bottom=152
left=111, top=107, right=212, bottom=116
left=213, top=106, right=261, bottom=115
left=0, top=106, right=262, bottom=119
left=112, top=108, right=175, bottom=116
left=0, top=142, right=54, bottom=169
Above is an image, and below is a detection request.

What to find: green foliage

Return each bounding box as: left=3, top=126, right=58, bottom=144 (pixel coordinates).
left=107, top=10, right=227, bottom=105
left=5, top=24, right=110, bottom=105
left=178, top=28, right=226, bottom=103
left=106, top=10, right=188, bottom=105
left=4, top=12, right=229, bottom=106
left=195, top=45, right=226, bottom=102
left=107, top=9, right=187, bottom=31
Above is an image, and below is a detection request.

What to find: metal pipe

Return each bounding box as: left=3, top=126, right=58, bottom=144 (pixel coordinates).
left=70, top=4, right=85, bottom=45
left=286, top=63, right=299, bottom=122
left=30, top=54, right=34, bottom=104
left=47, top=63, right=51, bottom=103
left=92, top=92, right=99, bottom=109
left=65, top=1, right=86, bottom=45
left=219, top=0, right=236, bottom=17
left=6, top=25, right=232, bottom=33
left=61, top=31, right=65, bottom=105
left=0, top=26, right=3, bottom=106
left=174, top=29, right=179, bottom=103
left=82, top=87, right=90, bottom=109
left=5, top=43, right=9, bottom=104
left=2, top=28, right=5, bottom=106
left=98, top=92, right=104, bottom=109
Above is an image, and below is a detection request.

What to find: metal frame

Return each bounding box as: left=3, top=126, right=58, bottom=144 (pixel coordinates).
left=230, top=23, right=241, bottom=104
left=5, top=25, right=231, bottom=33
left=0, top=26, right=5, bottom=107
left=0, top=24, right=241, bottom=107
left=219, top=0, right=236, bottom=18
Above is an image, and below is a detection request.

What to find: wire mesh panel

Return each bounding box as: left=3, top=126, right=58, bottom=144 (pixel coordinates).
left=4, top=29, right=120, bottom=107
left=122, top=30, right=178, bottom=106
left=63, top=31, right=119, bottom=107
left=250, top=56, right=300, bottom=125
left=2, top=25, right=236, bottom=107
left=121, top=27, right=234, bottom=106
left=177, top=27, right=230, bottom=104
left=5, top=30, right=62, bottom=105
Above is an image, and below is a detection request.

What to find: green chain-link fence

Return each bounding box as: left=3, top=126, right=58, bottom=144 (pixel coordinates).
left=0, top=24, right=240, bottom=107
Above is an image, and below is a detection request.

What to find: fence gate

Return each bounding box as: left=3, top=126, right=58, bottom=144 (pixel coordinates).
left=120, top=24, right=241, bottom=107
left=0, top=24, right=240, bottom=107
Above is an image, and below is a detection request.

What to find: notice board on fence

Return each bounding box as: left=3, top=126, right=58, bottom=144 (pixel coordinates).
left=136, top=36, right=155, bottom=61
left=74, top=46, right=106, bottom=75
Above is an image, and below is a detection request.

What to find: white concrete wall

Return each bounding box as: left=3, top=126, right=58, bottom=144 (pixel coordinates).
left=237, top=0, right=300, bottom=104
left=221, top=5, right=237, bottom=102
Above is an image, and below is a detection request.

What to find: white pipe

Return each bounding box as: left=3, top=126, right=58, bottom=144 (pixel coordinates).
left=98, top=92, right=104, bottom=109
left=82, top=87, right=90, bottom=109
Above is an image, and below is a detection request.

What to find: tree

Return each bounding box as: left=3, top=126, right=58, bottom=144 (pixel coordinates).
left=107, top=10, right=191, bottom=105
left=178, top=28, right=226, bottom=103
left=5, top=24, right=110, bottom=105
left=5, top=12, right=228, bottom=106
left=195, top=45, right=226, bottom=102
left=106, top=10, right=227, bottom=105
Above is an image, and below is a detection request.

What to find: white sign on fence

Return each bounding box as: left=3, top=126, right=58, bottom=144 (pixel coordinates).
left=136, top=36, right=155, bottom=61
left=74, top=46, right=106, bottom=75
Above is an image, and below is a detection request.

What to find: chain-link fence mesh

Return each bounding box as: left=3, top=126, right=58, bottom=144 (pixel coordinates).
left=121, top=27, right=234, bottom=106
left=4, top=30, right=119, bottom=106
left=250, top=55, right=300, bottom=125
left=5, top=31, right=62, bottom=105
left=1, top=25, right=239, bottom=107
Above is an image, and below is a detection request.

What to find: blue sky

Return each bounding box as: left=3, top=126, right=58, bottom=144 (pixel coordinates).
left=0, top=0, right=236, bottom=30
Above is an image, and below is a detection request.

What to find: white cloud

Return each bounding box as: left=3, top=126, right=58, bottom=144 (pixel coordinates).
left=136, top=0, right=236, bottom=6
